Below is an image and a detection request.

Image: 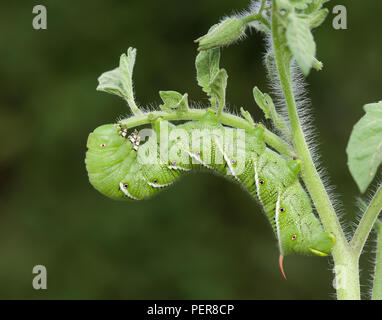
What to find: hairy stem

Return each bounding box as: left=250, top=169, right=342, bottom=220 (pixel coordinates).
left=126, top=97, right=143, bottom=116
left=271, top=2, right=358, bottom=299
left=256, top=0, right=266, bottom=13
left=373, top=220, right=382, bottom=300
left=351, top=186, right=382, bottom=257
left=243, top=13, right=271, bottom=30
left=119, top=108, right=295, bottom=159
left=242, top=0, right=270, bottom=29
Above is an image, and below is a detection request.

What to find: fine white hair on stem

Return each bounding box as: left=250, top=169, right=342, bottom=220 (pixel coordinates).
left=368, top=232, right=379, bottom=298
left=189, top=99, right=209, bottom=110
left=350, top=181, right=382, bottom=240
left=229, top=0, right=264, bottom=20
left=263, top=34, right=349, bottom=236
left=369, top=206, right=382, bottom=299
left=360, top=219, right=382, bottom=299
left=262, top=35, right=292, bottom=142
left=116, top=102, right=157, bottom=123
left=248, top=0, right=272, bottom=16
left=327, top=256, right=338, bottom=300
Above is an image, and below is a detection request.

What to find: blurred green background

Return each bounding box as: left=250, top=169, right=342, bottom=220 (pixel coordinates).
left=0, top=0, right=381, bottom=299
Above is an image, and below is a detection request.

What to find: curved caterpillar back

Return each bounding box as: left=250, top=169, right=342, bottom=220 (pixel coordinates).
left=85, top=111, right=334, bottom=258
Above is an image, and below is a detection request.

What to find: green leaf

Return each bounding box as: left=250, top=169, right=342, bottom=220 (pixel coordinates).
left=96, top=68, right=125, bottom=98
left=253, top=87, right=289, bottom=136
left=97, top=47, right=136, bottom=101
left=240, top=107, right=255, bottom=126
left=159, top=91, right=189, bottom=112
left=196, top=49, right=220, bottom=95
left=210, top=69, right=228, bottom=115
left=347, top=102, right=382, bottom=193
left=253, top=87, right=272, bottom=119
left=195, top=48, right=228, bottom=112
left=97, top=47, right=142, bottom=114
left=177, top=94, right=190, bottom=112
left=286, top=13, right=316, bottom=75
left=159, top=91, right=182, bottom=110
left=309, top=8, right=329, bottom=29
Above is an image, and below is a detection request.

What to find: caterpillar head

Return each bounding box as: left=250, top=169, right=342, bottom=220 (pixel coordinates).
left=276, top=182, right=335, bottom=257
left=276, top=182, right=335, bottom=278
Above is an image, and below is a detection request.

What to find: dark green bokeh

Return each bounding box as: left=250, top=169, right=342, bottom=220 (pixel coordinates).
left=0, top=0, right=381, bottom=299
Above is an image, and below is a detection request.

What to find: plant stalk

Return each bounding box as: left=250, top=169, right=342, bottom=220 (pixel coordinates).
left=373, top=220, right=382, bottom=300
left=271, top=1, right=359, bottom=300
left=351, top=186, right=382, bottom=257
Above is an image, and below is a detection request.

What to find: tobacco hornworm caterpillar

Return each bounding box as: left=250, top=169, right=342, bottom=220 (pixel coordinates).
left=86, top=44, right=335, bottom=278
left=86, top=110, right=334, bottom=277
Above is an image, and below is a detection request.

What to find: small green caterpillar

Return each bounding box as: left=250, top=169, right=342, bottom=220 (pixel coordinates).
left=86, top=110, right=334, bottom=277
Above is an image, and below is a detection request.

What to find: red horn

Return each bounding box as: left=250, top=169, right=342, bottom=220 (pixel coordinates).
left=279, top=255, right=287, bottom=280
